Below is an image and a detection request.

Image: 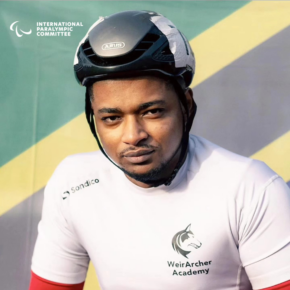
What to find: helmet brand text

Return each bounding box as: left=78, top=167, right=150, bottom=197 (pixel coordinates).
left=102, top=42, right=125, bottom=50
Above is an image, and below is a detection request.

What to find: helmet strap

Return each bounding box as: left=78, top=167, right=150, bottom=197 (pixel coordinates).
left=162, top=82, right=196, bottom=186
left=85, top=88, right=125, bottom=171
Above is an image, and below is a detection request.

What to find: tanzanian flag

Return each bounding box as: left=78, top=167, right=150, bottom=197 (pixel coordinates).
left=0, top=2, right=289, bottom=289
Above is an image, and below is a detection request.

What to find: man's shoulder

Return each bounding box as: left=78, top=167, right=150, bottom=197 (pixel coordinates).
left=52, top=150, right=110, bottom=181
left=188, top=134, right=277, bottom=185
left=188, top=134, right=253, bottom=171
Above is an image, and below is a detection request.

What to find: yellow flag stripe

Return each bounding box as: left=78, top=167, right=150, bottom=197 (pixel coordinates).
left=0, top=114, right=97, bottom=216
left=0, top=1, right=289, bottom=217
left=251, top=130, right=290, bottom=182
left=84, top=264, right=102, bottom=290
left=191, top=1, right=290, bottom=87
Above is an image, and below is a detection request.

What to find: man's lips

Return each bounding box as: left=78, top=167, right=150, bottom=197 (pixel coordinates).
left=123, top=149, right=154, bottom=164
left=123, top=149, right=154, bottom=157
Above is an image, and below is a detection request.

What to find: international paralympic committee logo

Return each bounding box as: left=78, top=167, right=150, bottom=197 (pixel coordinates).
left=10, top=21, right=32, bottom=37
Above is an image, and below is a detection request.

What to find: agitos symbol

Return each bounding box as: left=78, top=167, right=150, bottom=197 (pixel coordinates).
left=10, top=21, right=32, bottom=37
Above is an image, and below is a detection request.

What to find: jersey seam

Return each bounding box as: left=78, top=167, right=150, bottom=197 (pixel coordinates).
left=243, top=239, right=290, bottom=267
left=250, top=264, right=290, bottom=290
left=242, top=173, right=280, bottom=221
left=239, top=174, right=284, bottom=267
left=235, top=264, right=242, bottom=290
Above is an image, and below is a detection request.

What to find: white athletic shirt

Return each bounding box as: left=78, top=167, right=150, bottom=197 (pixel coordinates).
left=32, top=134, right=290, bottom=290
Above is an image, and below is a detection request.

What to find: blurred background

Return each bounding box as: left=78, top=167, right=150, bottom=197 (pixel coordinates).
left=0, top=1, right=289, bottom=289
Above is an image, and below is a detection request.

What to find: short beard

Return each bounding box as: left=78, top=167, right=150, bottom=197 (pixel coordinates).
left=120, top=160, right=171, bottom=185
left=119, top=139, right=183, bottom=186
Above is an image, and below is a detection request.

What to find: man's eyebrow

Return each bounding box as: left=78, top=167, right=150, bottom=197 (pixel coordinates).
left=97, top=101, right=166, bottom=114
left=98, top=108, right=122, bottom=114
left=138, top=100, right=166, bottom=111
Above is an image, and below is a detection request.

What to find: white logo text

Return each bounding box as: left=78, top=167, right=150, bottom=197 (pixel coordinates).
left=102, top=42, right=125, bottom=50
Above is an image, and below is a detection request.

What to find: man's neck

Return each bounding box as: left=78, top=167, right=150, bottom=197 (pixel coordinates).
left=125, top=174, right=153, bottom=188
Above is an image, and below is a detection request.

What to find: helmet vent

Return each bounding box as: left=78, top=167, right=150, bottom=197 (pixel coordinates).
left=83, top=47, right=95, bottom=58
left=135, top=41, right=154, bottom=50
left=161, top=45, right=172, bottom=55
left=82, top=33, right=160, bottom=66
left=153, top=44, right=174, bottom=62
left=82, top=40, right=96, bottom=58
left=134, top=33, right=159, bottom=51
left=141, top=33, right=160, bottom=42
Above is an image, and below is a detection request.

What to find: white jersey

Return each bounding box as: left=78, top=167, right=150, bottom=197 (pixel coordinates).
left=32, top=134, right=290, bottom=290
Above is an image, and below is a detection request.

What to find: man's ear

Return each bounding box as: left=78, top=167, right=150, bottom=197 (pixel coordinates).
left=185, top=88, right=194, bottom=116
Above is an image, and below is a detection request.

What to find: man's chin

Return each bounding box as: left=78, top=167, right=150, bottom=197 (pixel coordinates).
left=120, top=162, right=169, bottom=185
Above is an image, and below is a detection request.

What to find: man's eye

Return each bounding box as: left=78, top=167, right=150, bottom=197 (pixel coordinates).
left=145, top=109, right=164, bottom=115
left=101, top=116, right=121, bottom=123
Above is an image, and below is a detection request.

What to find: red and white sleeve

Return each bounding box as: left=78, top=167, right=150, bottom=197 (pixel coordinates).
left=29, top=271, right=85, bottom=290
left=31, top=159, right=90, bottom=284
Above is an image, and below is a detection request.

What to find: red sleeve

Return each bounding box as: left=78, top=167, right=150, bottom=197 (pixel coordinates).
left=261, top=280, right=290, bottom=290
left=29, top=271, right=85, bottom=290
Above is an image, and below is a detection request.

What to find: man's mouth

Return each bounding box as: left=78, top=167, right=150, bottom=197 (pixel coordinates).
left=123, top=149, right=154, bottom=164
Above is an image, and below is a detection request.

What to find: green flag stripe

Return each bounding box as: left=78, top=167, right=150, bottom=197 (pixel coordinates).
left=1, top=1, right=290, bottom=216
left=0, top=1, right=248, bottom=167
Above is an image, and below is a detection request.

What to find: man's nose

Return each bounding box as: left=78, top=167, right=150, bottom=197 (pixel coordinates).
left=121, top=115, right=148, bottom=146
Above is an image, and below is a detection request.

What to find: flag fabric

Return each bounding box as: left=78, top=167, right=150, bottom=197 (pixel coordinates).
left=0, top=2, right=289, bottom=289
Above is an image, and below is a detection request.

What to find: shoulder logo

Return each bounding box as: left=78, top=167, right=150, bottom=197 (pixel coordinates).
left=102, top=42, right=125, bottom=50
left=62, top=178, right=99, bottom=200
left=172, top=224, right=202, bottom=258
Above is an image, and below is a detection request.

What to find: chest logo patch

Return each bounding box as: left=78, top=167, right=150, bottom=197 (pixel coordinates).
left=172, top=224, right=202, bottom=258
left=62, top=178, right=99, bottom=200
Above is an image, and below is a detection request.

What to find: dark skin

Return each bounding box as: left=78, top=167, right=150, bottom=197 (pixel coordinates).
left=91, top=76, right=194, bottom=188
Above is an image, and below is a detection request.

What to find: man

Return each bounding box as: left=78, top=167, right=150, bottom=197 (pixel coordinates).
left=29, top=10, right=290, bottom=290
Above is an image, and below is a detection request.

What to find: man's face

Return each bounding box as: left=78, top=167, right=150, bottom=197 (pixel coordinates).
left=91, top=76, right=186, bottom=187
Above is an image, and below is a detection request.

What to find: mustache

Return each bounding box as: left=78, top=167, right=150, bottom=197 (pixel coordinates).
left=120, top=144, right=158, bottom=157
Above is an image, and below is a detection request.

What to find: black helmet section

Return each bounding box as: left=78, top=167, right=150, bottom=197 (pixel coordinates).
left=74, top=10, right=195, bottom=88
left=75, top=10, right=197, bottom=186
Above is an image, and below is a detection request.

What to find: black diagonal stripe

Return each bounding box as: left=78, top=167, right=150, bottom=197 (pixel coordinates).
left=0, top=188, right=43, bottom=289
left=191, top=26, right=290, bottom=157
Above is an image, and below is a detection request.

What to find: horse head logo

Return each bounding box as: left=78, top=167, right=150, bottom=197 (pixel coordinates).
left=172, top=224, right=202, bottom=258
